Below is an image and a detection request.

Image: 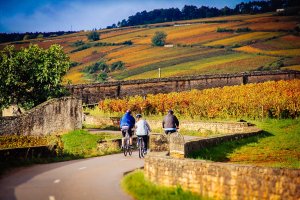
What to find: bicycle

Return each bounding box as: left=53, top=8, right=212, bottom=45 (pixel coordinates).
left=123, top=129, right=132, bottom=157
left=137, top=136, right=146, bottom=158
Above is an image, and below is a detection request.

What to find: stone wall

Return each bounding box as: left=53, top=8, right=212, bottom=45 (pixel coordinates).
left=83, top=115, right=252, bottom=134
left=145, top=122, right=299, bottom=199
left=0, top=97, right=82, bottom=136
left=67, top=70, right=300, bottom=104
left=183, top=127, right=262, bottom=157
left=144, top=155, right=300, bottom=200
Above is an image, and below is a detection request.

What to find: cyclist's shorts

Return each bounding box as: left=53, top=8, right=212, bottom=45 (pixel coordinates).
left=164, top=129, right=177, bottom=135
left=122, top=128, right=133, bottom=137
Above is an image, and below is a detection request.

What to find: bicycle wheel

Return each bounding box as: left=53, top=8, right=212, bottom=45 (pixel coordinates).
left=123, top=137, right=128, bottom=156
left=128, top=145, right=132, bottom=156
left=123, top=143, right=127, bottom=156
left=139, top=138, right=144, bottom=158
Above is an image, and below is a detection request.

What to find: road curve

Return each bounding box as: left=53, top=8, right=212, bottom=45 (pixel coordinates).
left=0, top=153, right=144, bottom=200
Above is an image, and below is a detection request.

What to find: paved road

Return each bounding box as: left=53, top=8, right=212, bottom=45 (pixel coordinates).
left=0, top=153, right=144, bottom=200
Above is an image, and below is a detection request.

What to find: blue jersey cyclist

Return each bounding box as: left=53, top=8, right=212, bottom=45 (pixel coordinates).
left=120, top=109, right=135, bottom=148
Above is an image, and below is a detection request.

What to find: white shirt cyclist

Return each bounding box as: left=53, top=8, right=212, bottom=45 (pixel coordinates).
left=135, top=119, right=151, bottom=136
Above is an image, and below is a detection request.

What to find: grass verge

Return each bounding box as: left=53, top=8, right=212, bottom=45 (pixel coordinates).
left=189, top=118, right=300, bottom=169
left=0, top=130, right=121, bottom=175
left=61, top=129, right=120, bottom=157
left=121, top=170, right=210, bottom=200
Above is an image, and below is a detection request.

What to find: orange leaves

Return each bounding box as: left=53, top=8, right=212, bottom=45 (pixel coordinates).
left=98, top=80, right=300, bottom=119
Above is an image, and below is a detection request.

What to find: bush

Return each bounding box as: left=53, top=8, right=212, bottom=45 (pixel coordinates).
left=236, top=27, right=252, bottom=32
left=70, top=61, right=81, bottom=68
left=87, top=31, right=100, bottom=41
left=97, top=72, right=108, bottom=82
left=152, top=31, right=167, bottom=46
left=72, top=40, right=85, bottom=47
left=83, top=62, right=109, bottom=74
left=70, top=43, right=92, bottom=53
left=123, top=40, right=133, bottom=45
left=110, top=61, right=125, bottom=71
left=216, top=27, right=234, bottom=32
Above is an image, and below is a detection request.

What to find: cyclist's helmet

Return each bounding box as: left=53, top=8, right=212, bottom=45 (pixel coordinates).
left=168, top=110, right=174, bottom=114
left=136, top=114, right=142, bottom=118
left=126, top=109, right=131, bottom=114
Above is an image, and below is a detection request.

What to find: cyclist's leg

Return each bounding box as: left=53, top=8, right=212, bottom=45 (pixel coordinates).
left=129, top=129, right=133, bottom=146
left=121, top=130, right=126, bottom=148
left=143, top=135, right=148, bottom=152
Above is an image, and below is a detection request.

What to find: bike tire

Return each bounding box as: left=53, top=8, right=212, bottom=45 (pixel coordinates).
left=138, top=138, right=145, bottom=158
left=123, top=146, right=127, bottom=156
left=138, top=145, right=142, bottom=158
left=128, top=146, right=132, bottom=156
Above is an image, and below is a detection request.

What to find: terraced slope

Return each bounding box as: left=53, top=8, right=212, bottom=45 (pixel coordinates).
left=1, top=13, right=299, bottom=83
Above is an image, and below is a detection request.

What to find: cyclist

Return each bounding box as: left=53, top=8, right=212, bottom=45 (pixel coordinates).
left=120, top=109, right=135, bottom=148
left=162, top=110, right=179, bottom=134
left=135, top=114, right=151, bottom=154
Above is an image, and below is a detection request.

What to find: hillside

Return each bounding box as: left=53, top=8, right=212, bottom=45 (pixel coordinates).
left=1, top=13, right=299, bottom=84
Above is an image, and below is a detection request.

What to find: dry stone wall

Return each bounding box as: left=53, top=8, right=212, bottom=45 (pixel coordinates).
left=67, top=70, right=300, bottom=104
left=144, top=155, right=300, bottom=200
left=145, top=122, right=299, bottom=199
left=0, top=97, right=82, bottom=136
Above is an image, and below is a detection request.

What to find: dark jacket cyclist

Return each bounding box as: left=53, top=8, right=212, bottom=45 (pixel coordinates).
left=162, top=110, right=179, bottom=134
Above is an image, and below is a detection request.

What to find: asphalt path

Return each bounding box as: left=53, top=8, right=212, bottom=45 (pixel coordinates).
left=0, top=153, right=144, bottom=200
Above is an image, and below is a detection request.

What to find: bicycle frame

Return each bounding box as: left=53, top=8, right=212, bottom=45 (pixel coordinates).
left=137, top=136, right=145, bottom=158
left=123, top=129, right=132, bottom=156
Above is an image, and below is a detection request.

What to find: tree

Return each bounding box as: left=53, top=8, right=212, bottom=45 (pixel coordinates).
left=151, top=31, right=167, bottom=46
left=0, top=44, right=70, bottom=110
left=97, top=72, right=108, bottom=82
left=87, top=31, right=100, bottom=41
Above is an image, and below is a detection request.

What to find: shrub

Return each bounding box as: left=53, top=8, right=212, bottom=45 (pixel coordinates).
left=70, top=43, right=92, bottom=53
left=123, top=40, right=133, bottom=45
left=87, top=31, right=100, bottom=41
left=152, top=31, right=167, bottom=46
left=97, top=72, right=108, bottom=82
left=110, top=61, right=125, bottom=71
left=70, top=61, right=81, bottom=68
left=72, top=40, right=85, bottom=47
left=216, top=27, right=234, bottom=32
left=236, top=27, right=252, bottom=33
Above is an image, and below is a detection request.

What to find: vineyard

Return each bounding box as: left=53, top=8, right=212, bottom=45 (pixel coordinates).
left=127, top=53, right=278, bottom=79
left=98, top=80, right=300, bottom=119
left=1, top=13, right=299, bottom=83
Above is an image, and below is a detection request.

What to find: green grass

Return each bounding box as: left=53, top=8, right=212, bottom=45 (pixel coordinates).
left=121, top=170, right=210, bottom=200
left=61, top=129, right=120, bottom=157
left=189, top=118, right=300, bottom=169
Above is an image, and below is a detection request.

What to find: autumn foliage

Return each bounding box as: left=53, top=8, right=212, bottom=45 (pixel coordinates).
left=99, top=80, right=300, bottom=119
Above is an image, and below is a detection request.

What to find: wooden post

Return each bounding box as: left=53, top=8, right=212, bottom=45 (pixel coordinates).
left=158, top=68, right=161, bottom=78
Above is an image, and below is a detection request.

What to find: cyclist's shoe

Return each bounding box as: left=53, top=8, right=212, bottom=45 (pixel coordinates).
left=121, top=146, right=124, bottom=149
left=130, top=145, right=134, bottom=149
left=144, top=150, right=147, bottom=155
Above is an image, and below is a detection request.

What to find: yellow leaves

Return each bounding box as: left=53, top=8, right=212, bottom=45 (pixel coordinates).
left=98, top=80, right=300, bottom=119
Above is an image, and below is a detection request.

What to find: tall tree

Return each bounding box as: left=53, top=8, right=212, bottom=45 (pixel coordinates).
left=0, top=44, right=70, bottom=110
